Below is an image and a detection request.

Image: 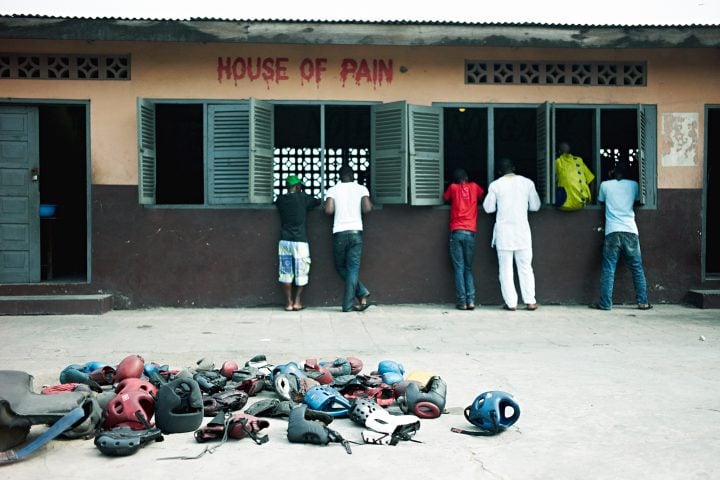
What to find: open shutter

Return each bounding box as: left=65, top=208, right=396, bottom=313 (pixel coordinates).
left=137, top=98, right=156, bottom=205
left=535, top=102, right=553, bottom=203
left=637, top=104, right=656, bottom=206
left=249, top=99, right=274, bottom=204
left=371, top=101, right=408, bottom=204
left=409, top=105, right=444, bottom=206
left=207, top=103, right=250, bottom=204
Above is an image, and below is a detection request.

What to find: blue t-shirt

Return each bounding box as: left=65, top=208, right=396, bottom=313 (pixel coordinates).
left=598, top=179, right=639, bottom=235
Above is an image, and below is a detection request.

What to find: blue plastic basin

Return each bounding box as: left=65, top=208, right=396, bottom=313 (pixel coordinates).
left=39, top=204, right=57, bottom=217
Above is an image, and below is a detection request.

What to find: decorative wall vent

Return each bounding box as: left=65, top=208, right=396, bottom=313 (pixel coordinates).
left=465, top=61, right=645, bottom=86
left=0, top=54, right=130, bottom=80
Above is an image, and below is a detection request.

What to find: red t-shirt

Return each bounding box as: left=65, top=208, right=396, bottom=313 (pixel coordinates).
left=443, top=182, right=485, bottom=232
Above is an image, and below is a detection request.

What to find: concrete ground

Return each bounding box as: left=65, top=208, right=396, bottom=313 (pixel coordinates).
left=1, top=304, right=719, bottom=480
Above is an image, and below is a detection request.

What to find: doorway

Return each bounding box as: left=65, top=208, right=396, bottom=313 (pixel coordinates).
left=705, top=107, right=720, bottom=277
left=0, top=103, right=88, bottom=284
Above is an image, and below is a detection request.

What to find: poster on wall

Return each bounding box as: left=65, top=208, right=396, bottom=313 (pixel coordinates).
left=661, top=112, right=699, bottom=167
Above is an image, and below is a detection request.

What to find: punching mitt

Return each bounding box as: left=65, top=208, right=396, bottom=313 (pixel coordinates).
left=398, top=376, right=447, bottom=419
left=304, top=385, right=351, bottom=418
left=304, top=360, right=334, bottom=385
left=194, top=412, right=269, bottom=445
left=452, top=391, right=520, bottom=436
left=193, top=371, right=226, bottom=394
left=203, top=390, right=248, bottom=417
left=377, top=360, right=404, bottom=385
left=287, top=405, right=353, bottom=454
left=103, top=390, right=155, bottom=430
left=154, top=377, right=203, bottom=434
left=95, top=426, right=163, bottom=456
left=58, top=365, right=102, bottom=392
left=114, top=355, right=145, bottom=383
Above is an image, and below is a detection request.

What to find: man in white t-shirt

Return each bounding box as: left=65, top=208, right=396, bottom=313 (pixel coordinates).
left=324, top=165, right=373, bottom=312
left=483, top=158, right=542, bottom=311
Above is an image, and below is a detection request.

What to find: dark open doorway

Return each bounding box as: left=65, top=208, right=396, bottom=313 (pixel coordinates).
left=444, top=107, right=488, bottom=188
left=38, top=105, right=88, bottom=282
left=706, top=107, right=720, bottom=276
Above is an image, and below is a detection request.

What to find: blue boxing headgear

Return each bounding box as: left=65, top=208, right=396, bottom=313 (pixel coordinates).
left=452, top=391, right=520, bottom=436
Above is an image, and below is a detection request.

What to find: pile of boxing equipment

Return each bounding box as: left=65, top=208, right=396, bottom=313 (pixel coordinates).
left=0, top=353, right=520, bottom=463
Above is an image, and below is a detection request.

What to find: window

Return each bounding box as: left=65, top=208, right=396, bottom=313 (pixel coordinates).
left=138, top=99, right=445, bottom=206
left=137, top=98, right=273, bottom=205
left=0, top=53, right=130, bottom=80
left=440, top=103, right=657, bottom=208
left=538, top=103, right=657, bottom=206
left=273, top=104, right=371, bottom=200
left=465, top=61, right=646, bottom=86
left=443, top=105, right=537, bottom=189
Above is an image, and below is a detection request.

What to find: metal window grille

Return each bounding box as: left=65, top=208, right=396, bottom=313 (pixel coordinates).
left=0, top=53, right=130, bottom=80
left=466, top=61, right=645, bottom=86
left=273, top=147, right=370, bottom=200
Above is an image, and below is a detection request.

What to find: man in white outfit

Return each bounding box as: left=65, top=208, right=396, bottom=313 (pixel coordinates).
left=482, top=158, right=542, bottom=311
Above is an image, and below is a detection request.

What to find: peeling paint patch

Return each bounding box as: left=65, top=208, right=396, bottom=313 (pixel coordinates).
left=661, top=112, right=699, bottom=167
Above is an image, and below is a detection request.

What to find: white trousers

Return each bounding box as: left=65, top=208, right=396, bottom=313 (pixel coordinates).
left=497, top=248, right=536, bottom=308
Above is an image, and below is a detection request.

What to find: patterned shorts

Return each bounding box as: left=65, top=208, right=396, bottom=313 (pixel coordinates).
left=278, top=240, right=311, bottom=286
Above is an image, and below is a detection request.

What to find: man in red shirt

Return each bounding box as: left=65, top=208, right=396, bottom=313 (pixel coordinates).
left=443, top=169, right=485, bottom=310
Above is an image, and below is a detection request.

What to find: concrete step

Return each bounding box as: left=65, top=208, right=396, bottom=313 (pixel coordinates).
left=0, top=294, right=113, bottom=315
left=686, top=290, right=720, bottom=309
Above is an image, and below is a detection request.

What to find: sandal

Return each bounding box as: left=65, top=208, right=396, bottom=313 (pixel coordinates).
left=502, top=304, right=517, bottom=311
left=637, top=304, right=653, bottom=310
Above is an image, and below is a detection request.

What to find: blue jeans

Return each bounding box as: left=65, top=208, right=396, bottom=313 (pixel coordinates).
left=333, top=231, right=370, bottom=311
left=599, top=232, right=648, bottom=309
left=449, top=230, right=476, bottom=306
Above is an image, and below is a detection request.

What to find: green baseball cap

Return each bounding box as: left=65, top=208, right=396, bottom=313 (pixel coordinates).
left=286, top=175, right=303, bottom=186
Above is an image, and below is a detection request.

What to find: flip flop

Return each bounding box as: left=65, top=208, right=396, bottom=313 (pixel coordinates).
left=293, top=306, right=306, bottom=311
left=353, top=304, right=370, bottom=312
left=637, top=304, right=653, bottom=310
left=502, top=304, right=517, bottom=311
left=284, top=306, right=294, bottom=312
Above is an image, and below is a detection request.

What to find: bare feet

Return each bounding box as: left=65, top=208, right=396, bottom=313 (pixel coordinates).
left=292, top=304, right=305, bottom=311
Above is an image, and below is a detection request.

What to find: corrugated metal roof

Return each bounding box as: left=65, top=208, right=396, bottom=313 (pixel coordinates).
left=1, top=14, right=719, bottom=48
left=1, top=13, right=718, bottom=28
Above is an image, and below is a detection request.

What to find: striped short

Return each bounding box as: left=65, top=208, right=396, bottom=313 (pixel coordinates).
left=278, top=240, right=311, bottom=286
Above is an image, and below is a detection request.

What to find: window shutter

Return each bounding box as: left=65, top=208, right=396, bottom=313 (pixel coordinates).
left=249, top=99, right=274, bottom=204
left=535, top=102, right=553, bottom=203
left=137, top=98, right=156, bottom=205
left=637, top=104, right=657, bottom=206
left=408, top=105, right=444, bottom=205
left=207, top=103, right=250, bottom=204
left=371, top=101, right=408, bottom=204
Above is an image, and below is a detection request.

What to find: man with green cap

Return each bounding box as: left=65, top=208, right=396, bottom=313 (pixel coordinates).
left=276, top=175, right=321, bottom=311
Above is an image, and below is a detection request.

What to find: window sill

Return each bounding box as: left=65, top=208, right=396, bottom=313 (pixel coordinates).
left=144, top=204, right=276, bottom=209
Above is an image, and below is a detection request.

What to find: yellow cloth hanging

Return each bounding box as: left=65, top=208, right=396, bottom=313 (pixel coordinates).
left=555, top=153, right=595, bottom=211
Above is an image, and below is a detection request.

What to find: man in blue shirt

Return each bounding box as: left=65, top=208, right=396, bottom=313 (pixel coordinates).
left=591, top=162, right=651, bottom=310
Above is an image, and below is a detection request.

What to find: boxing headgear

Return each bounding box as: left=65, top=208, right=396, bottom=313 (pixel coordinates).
left=463, top=391, right=520, bottom=435
left=154, top=377, right=203, bottom=434
left=114, top=355, right=145, bottom=383
left=103, top=390, right=155, bottom=430
left=115, top=378, right=158, bottom=397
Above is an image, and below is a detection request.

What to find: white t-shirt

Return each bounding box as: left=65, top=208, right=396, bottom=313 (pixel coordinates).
left=325, top=181, right=370, bottom=234
left=482, top=174, right=542, bottom=250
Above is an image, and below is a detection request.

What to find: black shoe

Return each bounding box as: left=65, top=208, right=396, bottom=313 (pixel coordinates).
left=589, top=303, right=611, bottom=311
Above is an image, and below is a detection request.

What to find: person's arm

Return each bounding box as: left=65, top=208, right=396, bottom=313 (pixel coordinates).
left=443, top=184, right=452, bottom=203
left=475, top=183, right=485, bottom=203
left=597, top=182, right=606, bottom=204
left=324, top=197, right=335, bottom=215
left=528, top=182, right=541, bottom=212
left=308, top=195, right=321, bottom=209
left=361, top=196, right=373, bottom=214
left=482, top=186, right=496, bottom=213
left=581, top=159, right=596, bottom=184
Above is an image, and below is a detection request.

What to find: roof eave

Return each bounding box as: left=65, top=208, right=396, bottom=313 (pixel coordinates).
left=1, top=16, right=719, bottom=48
